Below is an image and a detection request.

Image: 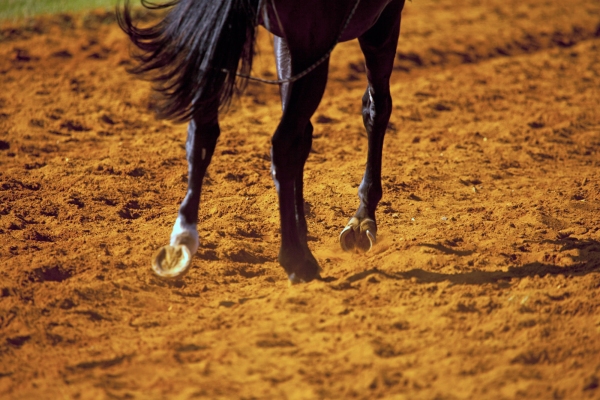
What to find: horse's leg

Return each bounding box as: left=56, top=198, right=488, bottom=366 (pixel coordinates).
left=340, top=0, right=404, bottom=252
left=152, top=104, right=220, bottom=277
left=272, top=40, right=329, bottom=283
left=274, top=36, right=312, bottom=243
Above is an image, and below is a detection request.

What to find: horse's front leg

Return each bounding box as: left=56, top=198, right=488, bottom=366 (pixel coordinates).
left=340, top=0, right=403, bottom=252
left=272, top=43, right=329, bottom=283
left=152, top=108, right=220, bottom=277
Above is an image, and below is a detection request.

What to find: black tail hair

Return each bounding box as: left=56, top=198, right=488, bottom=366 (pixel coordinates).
left=117, top=0, right=259, bottom=122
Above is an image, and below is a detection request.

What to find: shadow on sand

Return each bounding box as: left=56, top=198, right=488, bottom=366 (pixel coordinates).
left=329, top=237, right=600, bottom=287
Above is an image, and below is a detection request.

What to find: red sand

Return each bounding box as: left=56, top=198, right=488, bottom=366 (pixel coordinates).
left=1, top=1, right=599, bottom=398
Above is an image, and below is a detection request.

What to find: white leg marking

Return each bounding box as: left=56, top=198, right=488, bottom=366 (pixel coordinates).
left=170, top=216, right=199, bottom=255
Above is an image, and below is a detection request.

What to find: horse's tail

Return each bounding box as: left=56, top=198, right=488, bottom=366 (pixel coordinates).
left=117, top=0, right=259, bottom=122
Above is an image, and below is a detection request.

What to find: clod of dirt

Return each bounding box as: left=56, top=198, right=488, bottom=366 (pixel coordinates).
left=13, top=48, right=35, bottom=62
left=60, top=120, right=91, bottom=132
left=100, top=114, right=116, bottom=124
left=51, top=50, right=73, bottom=59
left=583, top=375, right=599, bottom=391
left=316, top=114, right=336, bottom=124
left=28, top=265, right=73, bottom=283
left=528, top=121, right=545, bottom=129
left=25, top=230, right=53, bottom=242
left=6, top=335, right=31, bottom=348
left=126, top=167, right=146, bottom=177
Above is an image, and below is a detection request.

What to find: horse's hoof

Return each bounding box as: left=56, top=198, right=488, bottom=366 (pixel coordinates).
left=363, top=229, right=376, bottom=251
left=151, top=244, right=192, bottom=278
left=288, top=271, right=321, bottom=285
left=340, top=217, right=359, bottom=252
left=288, top=272, right=304, bottom=285
left=280, top=249, right=321, bottom=284
left=340, top=217, right=376, bottom=253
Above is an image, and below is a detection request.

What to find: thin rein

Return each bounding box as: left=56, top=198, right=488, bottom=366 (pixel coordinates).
left=234, top=0, right=361, bottom=85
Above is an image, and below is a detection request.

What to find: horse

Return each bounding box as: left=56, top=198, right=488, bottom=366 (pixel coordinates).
left=118, top=0, right=406, bottom=283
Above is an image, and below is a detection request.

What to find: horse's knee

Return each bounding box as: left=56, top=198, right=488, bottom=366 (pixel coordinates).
left=362, top=87, right=392, bottom=131
left=186, top=120, right=220, bottom=164
left=300, top=122, right=313, bottom=161
left=271, top=123, right=310, bottom=181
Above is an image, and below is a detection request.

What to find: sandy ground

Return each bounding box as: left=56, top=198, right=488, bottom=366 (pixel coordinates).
left=1, top=0, right=600, bottom=399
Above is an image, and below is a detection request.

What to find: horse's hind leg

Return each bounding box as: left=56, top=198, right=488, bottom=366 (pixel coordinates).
left=340, top=0, right=404, bottom=252
left=152, top=105, right=220, bottom=277
left=274, top=37, right=312, bottom=243
left=272, top=39, right=329, bottom=283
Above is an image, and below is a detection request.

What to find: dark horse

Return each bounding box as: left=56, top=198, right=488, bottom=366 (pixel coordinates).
left=118, top=0, right=406, bottom=283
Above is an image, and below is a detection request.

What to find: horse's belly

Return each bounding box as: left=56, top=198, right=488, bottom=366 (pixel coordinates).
left=340, top=0, right=395, bottom=42
left=261, top=0, right=395, bottom=42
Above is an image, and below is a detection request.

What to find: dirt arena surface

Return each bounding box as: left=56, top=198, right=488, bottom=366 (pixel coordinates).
left=1, top=0, right=600, bottom=398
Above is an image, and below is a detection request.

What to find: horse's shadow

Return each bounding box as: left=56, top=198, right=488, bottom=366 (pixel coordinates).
left=330, top=237, right=600, bottom=287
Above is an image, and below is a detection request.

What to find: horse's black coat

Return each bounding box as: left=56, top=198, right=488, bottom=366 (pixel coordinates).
left=118, top=0, right=406, bottom=283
